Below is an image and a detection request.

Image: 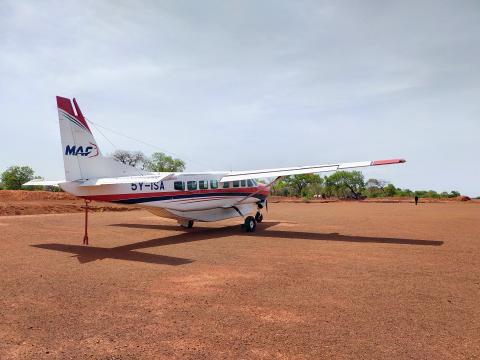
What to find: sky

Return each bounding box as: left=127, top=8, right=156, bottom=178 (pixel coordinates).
left=0, top=0, right=479, bottom=196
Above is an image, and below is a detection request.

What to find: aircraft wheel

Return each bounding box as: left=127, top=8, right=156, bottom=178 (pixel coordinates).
left=255, top=212, right=263, bottom=223
left=244, top=216, right=256, bottom=232
left=180, top=220, right=194, bottom=229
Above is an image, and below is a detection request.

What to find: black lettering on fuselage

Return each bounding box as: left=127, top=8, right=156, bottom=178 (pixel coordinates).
left=130, top=181, right=165, bottom=192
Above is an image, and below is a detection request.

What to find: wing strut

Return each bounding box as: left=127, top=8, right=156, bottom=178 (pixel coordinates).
left=236, top=176, right=281, bottom=205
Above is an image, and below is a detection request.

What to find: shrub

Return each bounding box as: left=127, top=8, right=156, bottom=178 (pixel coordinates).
left=1, top=166, right=35, bottom=190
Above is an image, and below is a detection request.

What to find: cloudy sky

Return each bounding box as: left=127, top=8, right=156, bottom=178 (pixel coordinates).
left=0, top=0, right=478, bottom=195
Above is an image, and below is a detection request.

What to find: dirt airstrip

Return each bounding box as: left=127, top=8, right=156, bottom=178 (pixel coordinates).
left=0, top=198, right=479, bottom=359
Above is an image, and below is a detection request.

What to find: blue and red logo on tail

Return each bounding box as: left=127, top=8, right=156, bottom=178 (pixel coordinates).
left=65, top=142, right=99, bottom=157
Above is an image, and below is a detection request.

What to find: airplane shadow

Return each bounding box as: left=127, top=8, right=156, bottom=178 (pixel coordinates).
left=110, top=221, right=444, bottom=247
left=31, top=243, right=194, bottom=266
left=32, top=221, right=443, bottom=266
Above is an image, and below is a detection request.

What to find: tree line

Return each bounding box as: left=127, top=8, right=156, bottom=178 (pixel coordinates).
left=270, top=171, right=463, bottom=200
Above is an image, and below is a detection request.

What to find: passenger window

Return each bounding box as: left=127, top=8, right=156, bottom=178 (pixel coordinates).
left=210, top=180, right=218, bottom=189
left=240, top=180, right=246, bottom=187
left=199, top=180, right=208, bottom=190
left=187, top=181, right=197, bottom=191
left=174, top=181, right=185, bottom=191
left=233, top=180, right=240, bottom=188
left=247, top=179, right=254, bottom=187
left=222, top=182, right=230, bottom=188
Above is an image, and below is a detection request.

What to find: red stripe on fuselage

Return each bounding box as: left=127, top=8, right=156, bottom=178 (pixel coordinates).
left=82, top=186, right=270, bottom=202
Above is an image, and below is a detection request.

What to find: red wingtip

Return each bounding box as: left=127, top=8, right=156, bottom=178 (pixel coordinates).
left=372, top=158, right=407, bottom=166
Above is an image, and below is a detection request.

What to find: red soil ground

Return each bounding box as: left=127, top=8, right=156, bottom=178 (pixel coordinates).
left=0, top=201, right=479, bottom=359
left=0, top=191, right=135, bottom=216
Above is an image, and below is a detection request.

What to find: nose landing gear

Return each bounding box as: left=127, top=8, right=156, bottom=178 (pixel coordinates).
left=235, top=203, right=265, bottom=232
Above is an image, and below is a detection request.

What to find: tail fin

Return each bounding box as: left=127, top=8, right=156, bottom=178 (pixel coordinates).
left=57, top=96, right=144, bottom=181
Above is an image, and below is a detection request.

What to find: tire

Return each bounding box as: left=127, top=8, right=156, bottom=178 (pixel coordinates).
left=255, top=212, right=263, bottom=223
left=244, top=216, right=256, bottom=232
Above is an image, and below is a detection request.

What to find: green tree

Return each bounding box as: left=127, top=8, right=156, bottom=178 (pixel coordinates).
left=284, top=174, right=323, bottom=197
left=415, top=190, right=427, bottom=197
left=306, top=179, right=324, bottom=199
left=397, top=188, right=414, bottom=197
left=425, top=190, right=440, bottom=198
left=448, top=190, right=461, bottom=198
left=1, top=166, right=35, bottom=190
left=364, top=178, right=388, bottom=198
left=146, top=152, right=186, bottom=172
left=271, top=179, right=291, bottom=196
left=383, top=183, right=397, bottom=197
left=324, top=171, right=365, bottom=199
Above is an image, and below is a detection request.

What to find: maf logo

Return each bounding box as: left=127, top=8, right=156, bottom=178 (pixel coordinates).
left=65, top=143, right=99, bottom=158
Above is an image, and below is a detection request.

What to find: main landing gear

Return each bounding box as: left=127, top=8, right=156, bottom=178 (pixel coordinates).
left=179, top=220, right=194, bottom=229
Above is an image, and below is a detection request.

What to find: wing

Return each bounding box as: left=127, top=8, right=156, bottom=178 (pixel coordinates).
left=220, top=158, right=406, bottom=182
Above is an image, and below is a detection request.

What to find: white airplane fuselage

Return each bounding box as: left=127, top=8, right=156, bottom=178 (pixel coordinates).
left=61, top=175, right=270, bottom=222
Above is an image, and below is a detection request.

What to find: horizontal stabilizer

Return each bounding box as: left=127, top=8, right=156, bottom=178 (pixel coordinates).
left=23, top=180, right=64, bottom=187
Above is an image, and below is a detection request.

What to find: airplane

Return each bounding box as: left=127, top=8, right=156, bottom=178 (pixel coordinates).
left=25, top=96, right=406, bottom=239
